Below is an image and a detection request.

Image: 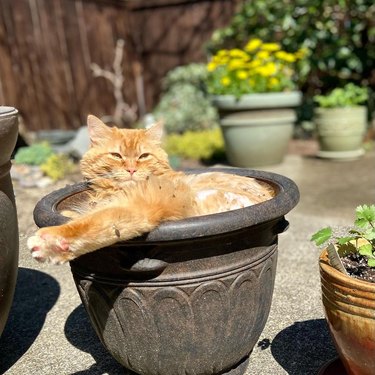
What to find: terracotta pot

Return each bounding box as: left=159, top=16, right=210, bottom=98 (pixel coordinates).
left=211, top=92, right=302, bottom=167
left=0, top=106, right=19, bottom=336
left=33, top=168, right=299, bottom=374
left=319, top=249, right=375, bottom=375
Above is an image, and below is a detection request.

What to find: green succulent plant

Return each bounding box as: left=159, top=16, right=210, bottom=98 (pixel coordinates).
left=14, top=142, right=54, bottom=166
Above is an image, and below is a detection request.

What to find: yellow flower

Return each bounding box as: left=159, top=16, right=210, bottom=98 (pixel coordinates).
left=236, top=70, right=248, bottom=80
left=256, top=51, right=270, bottom=60
left=220, top=76, right=231, bottom=86
left=268, top=77, right=279, bottom=87
left=245, top=39, right=262, bottom=52
left=229, top=48, right=249, bottom=60
left=256, top=62, right=277, bottom=77
left=217, top=49, right=229, bottom=57
left=248, top=60, right=262, bottom=69
left=261, top=43, right=281, bottom=52
left=207, top=61, right=217, bottom=72
left=228, top=59, right=246, bottom=70
left=275, top=51, right=296, bottom=63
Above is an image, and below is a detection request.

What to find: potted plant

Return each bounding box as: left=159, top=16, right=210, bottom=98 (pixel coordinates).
left=0, top=106, right=19, bottom=337
left=311, top=204, right=375, bottom=375
left=314, top=83, right=368, bottom=160
left=33, top=168, right=299, bottom=375
left=206, top=38, right=307, bottom=167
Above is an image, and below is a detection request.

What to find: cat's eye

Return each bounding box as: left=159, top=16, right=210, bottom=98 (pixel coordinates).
left=110, top=152, right=123, bottom=159
left=138, top=153, right=150, bottom=160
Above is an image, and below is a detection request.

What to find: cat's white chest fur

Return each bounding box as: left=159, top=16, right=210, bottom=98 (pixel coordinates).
left=196, top=189, right=252, bottom=213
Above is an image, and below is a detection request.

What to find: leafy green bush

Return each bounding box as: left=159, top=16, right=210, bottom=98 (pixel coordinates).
left=40, top=154, right=75, bottom=181
left=164, top=128, right=225, bottom=161
left=161, top=63, right=209, bottom=91
left=207, top=0, right=375, bottom=94
left=314, top=83, right=368, bottom=108
left=14, top=142, right=54, bottom=165
left=153, top=64, right=218, bottom=134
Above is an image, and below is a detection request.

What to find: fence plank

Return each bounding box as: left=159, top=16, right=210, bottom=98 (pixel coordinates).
left=0, top=0, right=240, bottom=131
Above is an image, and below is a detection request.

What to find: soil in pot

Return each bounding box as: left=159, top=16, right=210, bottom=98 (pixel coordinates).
left=341, top=253, right=375, bottom=283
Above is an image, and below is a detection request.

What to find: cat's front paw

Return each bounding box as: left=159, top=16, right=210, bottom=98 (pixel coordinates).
left=27, top=230, right=75, bottom=264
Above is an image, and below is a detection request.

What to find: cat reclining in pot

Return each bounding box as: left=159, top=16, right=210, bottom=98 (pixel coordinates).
left=27, top=115, right=275, bottom=264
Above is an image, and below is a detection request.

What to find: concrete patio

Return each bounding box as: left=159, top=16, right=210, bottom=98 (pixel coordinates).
left=1, top=143, right=374, bottom=375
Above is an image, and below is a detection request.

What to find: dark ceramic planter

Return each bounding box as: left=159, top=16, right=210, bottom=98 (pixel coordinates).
left=0, top=106, right=19, bottom=336
left=33, top=169, right=299, bottom=374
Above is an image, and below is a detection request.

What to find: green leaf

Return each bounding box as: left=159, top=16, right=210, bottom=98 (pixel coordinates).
left=358, top=244, right=374, bottom=257
left=368, top=259, right=375, bottom=268
left=337, top=236, right=355, bottom=245
left=363, top=229, right=375, bottom=241
left=355, top=205, right=375, bottom=228
left=311, top=227, right=332, bottom=246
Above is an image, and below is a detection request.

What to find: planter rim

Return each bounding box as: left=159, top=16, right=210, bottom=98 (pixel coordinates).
left=33, top=168, right=299, bottom=243
left=221, top=112, right=296, bottom=127
left=0, top=106, right=18, bottom=119
left=319, top=249, right=375, bottom=290
left=315, top=106, right=366, bottom=113
left=210, top=91, right=302, bottom=110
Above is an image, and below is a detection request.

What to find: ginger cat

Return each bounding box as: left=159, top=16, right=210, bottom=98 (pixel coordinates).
left=27, top=115, right=275, bottom=264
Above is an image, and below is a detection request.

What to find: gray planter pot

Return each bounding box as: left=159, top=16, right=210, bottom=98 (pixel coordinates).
left=0, top=106, right=19, bottom=336
left=211, top=92, right=302, bottom=168
left=314, top=106, right=367, bottom=159
left=33, top=168, right=300, bottom=375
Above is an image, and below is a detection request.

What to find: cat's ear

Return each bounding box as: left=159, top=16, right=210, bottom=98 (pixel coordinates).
left=87, top=115, right=112, bottom=145
left=145, top=121, right=164, bottom=143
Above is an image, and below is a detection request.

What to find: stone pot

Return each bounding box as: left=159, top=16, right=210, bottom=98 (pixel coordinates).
left=319, top=249, right=375, bottom=375
left=33, top=168, right=299, bottom=374
left=314, top=106, right=367, bottom=160
left=211, top=92, right=302, bottom=167
left=0, top=106, right=19, bottom=336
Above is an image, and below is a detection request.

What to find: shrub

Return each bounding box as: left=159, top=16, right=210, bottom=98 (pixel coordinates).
left=14, top=142, right=54, bottom=166
left=164, top=128, right=225, bottom=161
left=207, top=0, right=375, bottom=94
left=153, top=64, right=218, bottom=134
left=40, top=154, right=75, bottom=181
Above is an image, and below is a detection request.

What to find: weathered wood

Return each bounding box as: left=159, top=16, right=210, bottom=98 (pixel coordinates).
left=0, top=0, right=241, bottom=131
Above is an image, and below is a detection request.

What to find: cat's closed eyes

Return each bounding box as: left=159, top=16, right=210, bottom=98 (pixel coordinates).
left=27, top=115, right=275, bottom=264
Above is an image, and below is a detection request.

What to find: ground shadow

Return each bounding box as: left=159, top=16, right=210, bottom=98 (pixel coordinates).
left=270, top=319, right=337, bottom=375
left=0, top=267, right=60, bottom=373
left=64, top=304, right=126, bottom=375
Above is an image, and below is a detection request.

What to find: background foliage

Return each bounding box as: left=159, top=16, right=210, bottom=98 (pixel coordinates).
left=207, top=0, right=375, bottom=95
left=153, top=64, right=218, bottom=134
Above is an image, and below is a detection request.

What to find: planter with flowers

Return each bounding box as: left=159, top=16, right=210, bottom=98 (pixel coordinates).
left=207, top=39, right=306, bottom=167
left=314, top=83, right=368, bottom=160
left=311, top=205, right=375, bottom=375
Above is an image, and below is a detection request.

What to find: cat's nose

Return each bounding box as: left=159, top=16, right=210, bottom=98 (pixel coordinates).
left=127, top=168, right=136, bottom=175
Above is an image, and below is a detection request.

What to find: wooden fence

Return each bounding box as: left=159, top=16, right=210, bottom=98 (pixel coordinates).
left=0, top=0, right=241, bottom=131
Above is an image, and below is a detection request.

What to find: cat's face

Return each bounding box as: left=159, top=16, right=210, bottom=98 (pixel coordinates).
left=80, top=115, right=171, bottom=186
